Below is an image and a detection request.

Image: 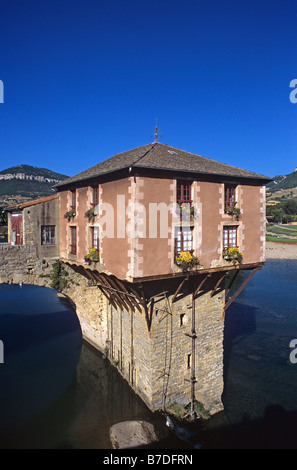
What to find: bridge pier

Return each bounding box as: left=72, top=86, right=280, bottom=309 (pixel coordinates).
left=63, top=264, right=226, bottom=417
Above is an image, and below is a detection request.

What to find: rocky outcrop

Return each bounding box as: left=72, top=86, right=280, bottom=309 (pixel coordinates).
left=110, top=420, right=168, bottom=449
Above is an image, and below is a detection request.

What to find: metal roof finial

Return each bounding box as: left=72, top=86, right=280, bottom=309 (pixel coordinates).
left=153, top=119, right=161, bottom=143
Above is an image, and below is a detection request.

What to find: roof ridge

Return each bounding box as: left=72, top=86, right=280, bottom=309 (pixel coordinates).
left=130, top=143, right=156, bottom=167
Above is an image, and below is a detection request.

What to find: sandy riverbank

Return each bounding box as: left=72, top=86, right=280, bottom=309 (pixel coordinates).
left=266, top=241, right=297, bottom=259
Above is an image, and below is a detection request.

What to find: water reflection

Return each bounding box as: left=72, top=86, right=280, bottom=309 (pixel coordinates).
left=1, top=260, right=297, bottom=449
left=0, top=342, right=176, bottom=449
left=0, top=284, right=82, bottom=433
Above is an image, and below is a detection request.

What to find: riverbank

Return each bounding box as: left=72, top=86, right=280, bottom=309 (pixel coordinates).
left=266, top=241, right=297, bottom=259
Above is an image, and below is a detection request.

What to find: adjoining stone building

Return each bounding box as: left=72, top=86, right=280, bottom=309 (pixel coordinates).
left=5, top=194, right=60, bottom=258
left=54, top=141, right=271, bottom=416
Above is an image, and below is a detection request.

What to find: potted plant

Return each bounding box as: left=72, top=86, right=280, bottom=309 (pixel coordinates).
left=84, top=253, right=91, bottom=264
left=64, top=210, right=76, bottom=221
left=223, top=247, right=243, bottom=263
left=225, top=205, right=241, bottom=219
left=84, top=207, right=96, bottom=222
left=84, top=248, right=99, bottom=263
left=176, top=251, right=200, bottom=271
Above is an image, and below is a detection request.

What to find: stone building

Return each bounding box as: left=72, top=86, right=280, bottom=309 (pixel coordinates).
left=6, top=194, right=60, bottom=258
left=54, top=142, right=271, bottom=416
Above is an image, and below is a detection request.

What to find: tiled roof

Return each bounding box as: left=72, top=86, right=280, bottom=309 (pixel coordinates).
left=55, top=142, right=271, bottom=188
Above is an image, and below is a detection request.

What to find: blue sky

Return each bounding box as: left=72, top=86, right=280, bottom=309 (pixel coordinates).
left=0, top=0, right=296, bottom=178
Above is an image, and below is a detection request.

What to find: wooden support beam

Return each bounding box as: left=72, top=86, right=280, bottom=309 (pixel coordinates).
left=63, top=262, right=145, bottom=314
left=193, top=274, right=211, bottom=299
left=225, top=270, right=240, bottom=299
left=111, top=276, right=143, bottom=314
left=103, top=274, right=134, bottom=312
left=97, top=272, right=129, bottom=311
left=171, top=277, right=188, bottom=304
left=125, top=283, right=144, bottom=306
left=86, top=269, right=119, bottom=310
left=91, top=271, right=124, bottom=310
left=224, top=266, right=262, bottom=312
left=210, top=272, right=228, bottom=297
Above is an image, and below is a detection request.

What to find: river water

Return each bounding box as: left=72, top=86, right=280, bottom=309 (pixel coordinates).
left=0, top=259, right=297, bottom=449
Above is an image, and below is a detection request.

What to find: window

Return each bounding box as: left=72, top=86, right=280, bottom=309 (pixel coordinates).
left=91, top=186, right=99, bottom=207
left=177, top=181, right=192, bottom=204
left=175, top=226, right=193, bottom=257
left=224, top=184, right=237, bottom=210
left=41, top=226, right=55, bottom=245
left=91, top=226, right=100, bottom=251
left=70, top=190, right=76, bottom=211
left=70, top=226, right=77, bottom=255
left=223, top=225, right=238, bottom=251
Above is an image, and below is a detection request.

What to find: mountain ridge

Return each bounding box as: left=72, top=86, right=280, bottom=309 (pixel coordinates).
left=267, top=168, right=297, bottom=192
left=0, top=164, right=69, bottom=206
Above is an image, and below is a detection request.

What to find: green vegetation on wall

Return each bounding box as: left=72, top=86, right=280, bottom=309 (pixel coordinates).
left=50, top=260, right=68, bottom=291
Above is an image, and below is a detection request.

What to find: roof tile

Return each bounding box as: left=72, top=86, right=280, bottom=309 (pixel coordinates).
left=55, top=143, right=270, bottom=188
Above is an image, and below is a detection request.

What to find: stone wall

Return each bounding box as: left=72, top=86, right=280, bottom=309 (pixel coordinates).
left=0, top=244, right=54, bottom=285
left=91, top=273, right=226, bottom=416
left=23, top=197, right=60, bottom=258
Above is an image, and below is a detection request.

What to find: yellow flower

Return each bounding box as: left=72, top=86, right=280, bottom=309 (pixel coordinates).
left=178, top=251, right=193, bottom=263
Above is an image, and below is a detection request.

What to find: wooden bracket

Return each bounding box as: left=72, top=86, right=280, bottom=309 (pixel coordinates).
left=223, top=266, right=262, bottom=315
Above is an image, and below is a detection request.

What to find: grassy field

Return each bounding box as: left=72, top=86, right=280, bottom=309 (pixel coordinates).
left=266, top=223, right=297, bottom=243
left=266, top=235, right=297, bottom=243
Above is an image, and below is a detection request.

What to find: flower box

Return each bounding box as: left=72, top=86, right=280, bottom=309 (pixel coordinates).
left=84, top=207, right=96, bottom=223
left=225, top=205, right=241, bottom=219
left=223, top=247, right=243, bottom=263
left=176, top=251, right=200, bottom=271
left=84, top=248, right=99, bottom=263
left=64, top=210, right=76, bottom=221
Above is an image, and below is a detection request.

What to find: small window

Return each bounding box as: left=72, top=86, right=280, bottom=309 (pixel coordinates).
left=177, top=181, right=192, bottom=204
left=223, top=225, right=238, bottom=251
left=92, top=186, right=99, bottom=207
left=224, top=184, right=237, bottom=210
left=175, top=226, right=193, bottom=258
left=91, top=226, right=100, bottom=251
left=70, top=226, right=77, bottom=255
left=41, top=226, right=55, bottom=245
left=70, top=190, right=76, bottom=211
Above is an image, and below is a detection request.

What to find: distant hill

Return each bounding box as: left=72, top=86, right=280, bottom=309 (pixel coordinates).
left=0, top=164, right=69, bottom=205
left=267, top=168, right=297, bottom=192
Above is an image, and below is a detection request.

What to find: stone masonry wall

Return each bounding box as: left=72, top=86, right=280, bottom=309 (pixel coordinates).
left=149, top=283, right=225, bottom=415
left=0, top=244, right=53, bottom=285
left=101, top=275, right=225, bottom=416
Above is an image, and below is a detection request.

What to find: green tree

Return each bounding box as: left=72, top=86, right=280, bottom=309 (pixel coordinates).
left=0, top=208, right=7, bottom=225
left=50, top=261, right=68, bottom=291
left=270, top=207, right=285, bottom=223
left=283, top=200, right=297, bottom=215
